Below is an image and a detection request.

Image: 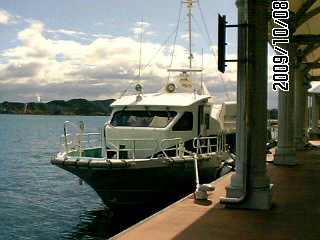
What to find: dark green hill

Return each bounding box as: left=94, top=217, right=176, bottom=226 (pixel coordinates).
left=0, top=99, right=115, bottom=116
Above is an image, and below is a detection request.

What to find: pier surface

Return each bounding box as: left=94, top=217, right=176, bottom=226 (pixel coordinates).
left=112, top=143, right=320, bottom=240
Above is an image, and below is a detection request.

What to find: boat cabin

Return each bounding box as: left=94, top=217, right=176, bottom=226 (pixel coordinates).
left=105, top=92, right=229, bottom=159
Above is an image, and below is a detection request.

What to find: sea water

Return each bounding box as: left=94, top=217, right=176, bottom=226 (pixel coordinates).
left=0, top=114, right=156, bottom=239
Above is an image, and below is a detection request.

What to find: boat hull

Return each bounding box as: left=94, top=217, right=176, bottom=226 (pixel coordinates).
left=53, top=156, right=221, bottom=209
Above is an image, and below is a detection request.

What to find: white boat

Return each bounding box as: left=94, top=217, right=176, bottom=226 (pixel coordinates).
left=51, top=0, right=236, bottom=210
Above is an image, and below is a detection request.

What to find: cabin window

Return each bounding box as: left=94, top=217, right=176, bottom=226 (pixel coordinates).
left=111, top=110, right=177, bottom=128
left=172, top=112, right=193, bottom=131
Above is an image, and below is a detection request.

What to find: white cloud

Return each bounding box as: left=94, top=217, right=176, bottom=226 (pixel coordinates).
left=135, top=22, right=151, bottom=28
left=94, top=22, right=104, bottom=26
left=92, top=33, right=113, bottom=38
left=0, top=23, right=158, bottom=86
left=181, top=32, right=201, bottom=41
left=132, top=21, right=155, bottom=35
left=0, top=9, right=11, bottom=24
left=0, top=20, right=236, bottom=102
left=48, top=29, right=86, bottom=36
left=0, top=9, right=18, bottom=25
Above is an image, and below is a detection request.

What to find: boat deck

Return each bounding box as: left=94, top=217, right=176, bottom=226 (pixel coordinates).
left=112, top=141, right=320, bottom=240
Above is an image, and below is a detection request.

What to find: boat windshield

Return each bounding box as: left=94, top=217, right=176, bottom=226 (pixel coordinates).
left=111, top=110, right=177, bottom=128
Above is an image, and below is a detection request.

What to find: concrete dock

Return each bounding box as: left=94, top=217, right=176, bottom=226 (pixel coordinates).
left=112, top=143, right=320, bottom=240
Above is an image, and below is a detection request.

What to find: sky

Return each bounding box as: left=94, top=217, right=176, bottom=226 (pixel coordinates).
left=0, top=0, right=278, bottom=108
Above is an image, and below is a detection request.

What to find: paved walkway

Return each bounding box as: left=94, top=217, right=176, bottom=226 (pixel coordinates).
left=112, top=143, right=320, bottom=240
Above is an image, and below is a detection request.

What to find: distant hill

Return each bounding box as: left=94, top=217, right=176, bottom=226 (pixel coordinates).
left=0, top=99, right=115, bottom=116
left=0, top=101, right=279, bottom=118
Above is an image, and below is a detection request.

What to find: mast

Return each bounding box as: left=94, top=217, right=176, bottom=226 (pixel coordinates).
left=168, top=1, right=202, bottom=91
left=187, top=0, right=193, bottom=69
left=138, top=18, right=144, bottom=80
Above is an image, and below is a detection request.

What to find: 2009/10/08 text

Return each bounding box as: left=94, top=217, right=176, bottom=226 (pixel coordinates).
left=272, top=0, right=289, bottom=92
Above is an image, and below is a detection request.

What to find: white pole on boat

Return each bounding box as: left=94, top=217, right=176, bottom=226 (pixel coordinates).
left=194, top=140, right=215, bottom=200
left=138, top=17, right=144, bottom=80
left=78, top=121, right=84, bottom=185
left=194, top=153, right=200, bottom=188
left=187, top=0, right=194, bottom=89
left=102, top=123, right=108, bottom=158
left=79, top=121, right=84, bottom=158
left=187, top=0, right=193, bottom=70
left=63, top=123, right=69, bottom=158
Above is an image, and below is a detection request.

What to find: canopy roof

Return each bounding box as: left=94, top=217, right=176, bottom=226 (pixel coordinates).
left=111, top=92, right=210, bottom=107
left=290, top=0, right=320, bottom=80
left=269, top=0, right=320, bottom=82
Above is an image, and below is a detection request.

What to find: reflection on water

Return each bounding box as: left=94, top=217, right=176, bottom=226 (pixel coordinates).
left=64, top=204, right=166, bottom=239
left=64, top=205, right=113, bottom=239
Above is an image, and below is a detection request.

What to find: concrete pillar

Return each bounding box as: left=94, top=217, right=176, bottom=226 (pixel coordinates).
left=310, top=94, right=319, bottom=139
left=274, top=45, right=297, bottom=165
left=293, top=69, right=307, bottom=150
left=303, top=85, right=309, bottom=143
left=305, top=94, right=311, bottom=142
left=224, top=0, right=272, bottom=210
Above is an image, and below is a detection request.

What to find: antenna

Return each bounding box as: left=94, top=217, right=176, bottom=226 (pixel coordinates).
left=187, top=0, right=193, bottom=69
left=138, top=17, right=144, bottom=80
left=201, top=48, right=203, bottom=94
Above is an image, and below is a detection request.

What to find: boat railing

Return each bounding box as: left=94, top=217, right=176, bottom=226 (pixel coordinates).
left=217, top=131, right=227, bottom=152
left=193, top=136, right=216, bottom=154
left=76, top=132, right=102, bottom=149
left=62, top=121, right=102, bottom=158
left=62, top=121, right=228, bottom=160
left=103, top=121, right=159, bottom=160
left=193, top=133, right=227, bottom=154
left=61, top=133, right=73, bottom=154
left=104, top=138, right=159, bottom=160
left=62, top=121, right=83, bottom=157
left=160, top=138, right=191, bottom=158
left=61, top=133, right=73, bottom=145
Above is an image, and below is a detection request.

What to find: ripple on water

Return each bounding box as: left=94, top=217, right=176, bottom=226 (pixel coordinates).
left=1, top=115, right=161, bottom=239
